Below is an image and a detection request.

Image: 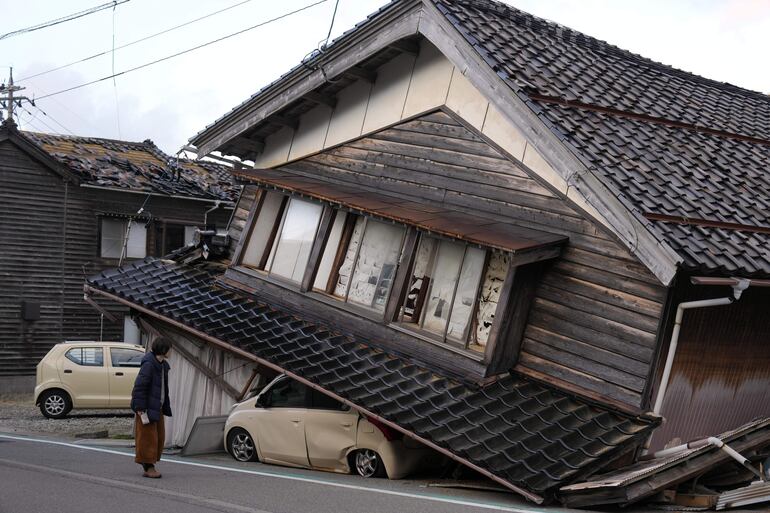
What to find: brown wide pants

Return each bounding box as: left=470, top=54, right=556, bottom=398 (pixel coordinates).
left=134, top=414, right=165, bottom=464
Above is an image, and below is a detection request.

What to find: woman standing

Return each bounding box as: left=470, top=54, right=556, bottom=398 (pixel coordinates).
left=131, top=337, right=172, bottom=478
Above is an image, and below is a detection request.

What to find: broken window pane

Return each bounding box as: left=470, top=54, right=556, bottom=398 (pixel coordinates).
left=268, top=198, right=323, bottom=282
left=347, top=220, right=405, bottom=311
left=402, top=236, right=492, bottom=351
left=468, top=251, right=511, bottom=353
left=332, top=216, right=365, bottom=298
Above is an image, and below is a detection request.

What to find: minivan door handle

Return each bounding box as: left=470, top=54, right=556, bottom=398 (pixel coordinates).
left=63, top=369, right=73, bottom=374
left=115, top=372, right=124, bottom=376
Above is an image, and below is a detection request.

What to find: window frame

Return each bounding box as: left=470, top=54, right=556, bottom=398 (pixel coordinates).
left=108, top=347, right=144, bottom=368
left=65, top=347, right=105, bottom=367
left=314, top=215, right=407, bottom=314
left=98, top=216, right=149, bottom=260
left=234, top=189, right=527, bottom=364
left=393, top=234, right=492, bottom=354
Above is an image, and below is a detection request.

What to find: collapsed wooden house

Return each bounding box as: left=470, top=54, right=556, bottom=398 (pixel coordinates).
left=85, top=0, right=770, bottom=505
left=0, top=121, right=237, bottom=384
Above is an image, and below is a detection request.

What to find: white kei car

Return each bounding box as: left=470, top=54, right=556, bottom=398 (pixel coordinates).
left=224, top=374, right=435, bottom=479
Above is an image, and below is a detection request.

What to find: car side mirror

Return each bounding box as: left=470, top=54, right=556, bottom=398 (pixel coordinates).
left=256, top=393, right=270, bottom=408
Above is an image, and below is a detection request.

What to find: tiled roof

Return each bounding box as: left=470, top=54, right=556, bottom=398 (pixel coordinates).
left=435, top=0, right=770, bottom=277
left=22, top=131, right=239, bottom=202
left=87, top=257, right=658, bottom=501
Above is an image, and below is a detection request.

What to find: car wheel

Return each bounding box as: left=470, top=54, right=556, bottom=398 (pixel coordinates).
left=353, top=449, right=386, bottom=478
left=39, top=390, right=72, bottom=419
left=227, top=428, right=258, bottom=462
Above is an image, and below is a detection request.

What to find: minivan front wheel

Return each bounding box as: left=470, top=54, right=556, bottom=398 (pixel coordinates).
left=39, top=390, right=72, bottom=419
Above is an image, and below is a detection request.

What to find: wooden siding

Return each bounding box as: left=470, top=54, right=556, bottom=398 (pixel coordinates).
left=0, top=140, right=231, bottom=375
left=270, top=110, right=667, bottom=408
left=227, top=185, right=259, bottom=254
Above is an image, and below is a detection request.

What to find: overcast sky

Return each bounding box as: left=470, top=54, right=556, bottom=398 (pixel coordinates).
left=2, top=0, right=769, bottom=154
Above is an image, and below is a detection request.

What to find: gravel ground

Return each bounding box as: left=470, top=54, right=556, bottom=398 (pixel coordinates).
left=0, top=393, right=134, bottom=439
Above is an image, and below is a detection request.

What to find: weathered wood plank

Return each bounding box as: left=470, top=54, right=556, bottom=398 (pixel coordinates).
left=536, top=282, right=660, bottom=333
left=527, top=309, right=654, bottom=362
left=516, top=353, right=641, bottom=406
left=532, top=297, right=657, bottom=347
left=524, top=324, right=650, bottom=378
left=541, top=271, right=662, bottom=317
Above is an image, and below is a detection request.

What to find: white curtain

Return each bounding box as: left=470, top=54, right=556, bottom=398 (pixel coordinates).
left=163, top=334, right=255, bottom=447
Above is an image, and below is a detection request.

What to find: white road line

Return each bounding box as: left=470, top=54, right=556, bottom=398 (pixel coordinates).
left=0, top=433, right=565, bottom=513
left=0, top=457, right=272, bottom=513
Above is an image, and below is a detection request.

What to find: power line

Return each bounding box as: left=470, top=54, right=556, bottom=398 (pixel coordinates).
left=36, top=0, right=329, bottom=101
left=32, top=104, right=76, bottom=135
left=0, top=0, right=130, bottom=41
left=18, top=0, right=255, bottom=83
left=23, top=77, right=102, bottom=133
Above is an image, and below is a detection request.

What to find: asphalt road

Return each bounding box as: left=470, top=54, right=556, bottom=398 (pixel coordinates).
left=0, top=434, right=562, bottom=513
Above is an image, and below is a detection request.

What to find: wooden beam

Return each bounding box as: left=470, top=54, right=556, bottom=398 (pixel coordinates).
left=303, top=91, right=337, bottom=109
left=230, top=188, right=264, bottom=265
left=300, top=205, right=336, bottom=292
left=229, top=136, right=265, bottom=155
left=343, top=66, right=377, bottom=83
left=509, top=245, right=562, bottom=267
left=388, top=39, right=419, bottom=56
left=238, top=367, right=260, bottom=401
left=269, top=114, right=299, bottom=130
left=171, top=337, right=241, bottom=400
left=83, top=293, right=119, bottom=323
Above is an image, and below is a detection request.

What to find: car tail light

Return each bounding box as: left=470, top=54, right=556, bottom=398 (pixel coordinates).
left=367, top=416, right=402, bottom=441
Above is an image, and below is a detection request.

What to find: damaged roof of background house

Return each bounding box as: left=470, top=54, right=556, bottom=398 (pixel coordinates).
left=85, top=0, right=770, bottom=506
left=19, top=129, right=239, bottom=202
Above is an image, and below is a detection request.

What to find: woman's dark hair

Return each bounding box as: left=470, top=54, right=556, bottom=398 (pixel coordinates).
left=151, top=337, right=172, bottom=356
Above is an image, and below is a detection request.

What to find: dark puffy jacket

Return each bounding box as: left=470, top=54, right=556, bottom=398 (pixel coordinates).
left=130, top=352, right=172, bottom=422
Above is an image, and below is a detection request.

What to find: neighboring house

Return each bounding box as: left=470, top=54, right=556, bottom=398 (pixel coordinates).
left=85, top=0, right=770, bottom=505
left=0, top=119, right=239, bottom=383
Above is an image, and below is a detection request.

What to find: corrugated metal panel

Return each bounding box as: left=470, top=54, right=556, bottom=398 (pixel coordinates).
left=650, top=289, right=770, bottom=451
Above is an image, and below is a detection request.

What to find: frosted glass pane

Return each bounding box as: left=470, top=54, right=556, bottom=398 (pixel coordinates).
left=313, top=211, right=347, bottom=291
left=184, top=226, right=198, bottom=245
left=100, top=218, right=125, bottom=258
left=347, top=220, right=404, bottom=311
left=126, top=222, right=147, bottom=258
left=269, top=199, right=323, bottom=282
left=421, top=241, right=464, bottom=335
left=241, top=192, right=284, bottom=267
left=446, top=246, right=486, bottom=341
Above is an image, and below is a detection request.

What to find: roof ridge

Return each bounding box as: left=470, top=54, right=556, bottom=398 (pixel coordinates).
left=21, top=129, right=151, bottom=148
left=440, top=0, right=770, bottom=104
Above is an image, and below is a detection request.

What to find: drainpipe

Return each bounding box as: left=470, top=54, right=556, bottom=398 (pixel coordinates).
left=203, top=200, right=221, bottom=228
left=648, top=436, right=764, bottom=481
left=652, top=278, right=751, bottom=417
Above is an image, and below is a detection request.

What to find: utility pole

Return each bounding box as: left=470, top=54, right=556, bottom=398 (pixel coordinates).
left=0, top=67, right=34, bottom=122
